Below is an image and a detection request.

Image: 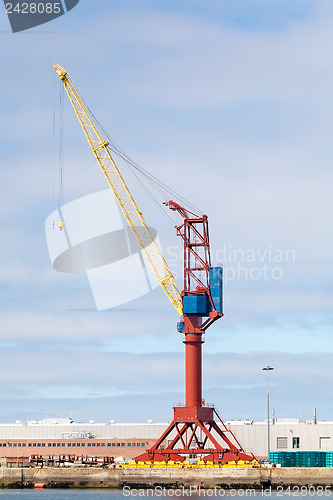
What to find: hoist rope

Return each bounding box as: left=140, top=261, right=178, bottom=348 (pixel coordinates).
left=117, top=154, right=176, bottom=227
left=52, top=72, right=56, bottom=213
left=58, top=82, right=65, bottom=213
left=54, top=74, right=203, bottom=231
left=84, top=103, right=204, bottom=218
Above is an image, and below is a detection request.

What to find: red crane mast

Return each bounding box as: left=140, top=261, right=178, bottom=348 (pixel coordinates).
left=136, top=201, right=254, bottom=463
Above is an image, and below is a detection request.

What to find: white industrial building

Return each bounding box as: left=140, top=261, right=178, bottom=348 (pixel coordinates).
left=1, top=414, right=333, bottom=459
left=227, top=418, right=333, bottom=457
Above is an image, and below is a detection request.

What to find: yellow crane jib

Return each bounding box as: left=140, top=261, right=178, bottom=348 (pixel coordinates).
left=53, top=63, right=183, bottom=316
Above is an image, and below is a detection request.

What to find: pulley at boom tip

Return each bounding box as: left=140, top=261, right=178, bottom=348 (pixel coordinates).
left=54, top=63, right=67, bottom=80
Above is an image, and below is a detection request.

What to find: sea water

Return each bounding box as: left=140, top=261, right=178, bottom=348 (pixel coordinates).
left=0, top=487, right=332, bottom=500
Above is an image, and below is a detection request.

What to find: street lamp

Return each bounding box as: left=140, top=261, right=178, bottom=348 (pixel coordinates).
left=262, top=366, right=274, bottom=461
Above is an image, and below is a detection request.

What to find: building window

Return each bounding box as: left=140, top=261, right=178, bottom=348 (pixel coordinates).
left=48, top=444, right=51, bottom=447
left=117, top=443, right=120, bottom=447
left=107, top=443, right=111, bottom=447
left=57, top=443, right=60, bottom=447
left=88, top=443, right=91, bottom=447
left=132, top=443, right=136, bottom=447
left=141, top=443, right=145, bottom=447
left=62, top=443, right=65, bottom=447
left=37, top=443, right=41, bottom=447
left=292, top=437, right=300, bottom=449
left=81, top=443, right=85, bottom=447
left=128, top=443, right=131, bottom=447
left=320, top=437, right=331, bottom=450
left=42, top=444, right=45, bottom=448
left=72, top=443, right=76, bottom=447
left=18, top=443, right=21, bottom=447
left=92, top=443, right=96, bottom=447
left=101, top=443, right=105, bottom=447
left=97, top=443, right=100, bottom=447
left=277, top=437, right=288, bottom=449
left=68, top=443, right=71, bottom=447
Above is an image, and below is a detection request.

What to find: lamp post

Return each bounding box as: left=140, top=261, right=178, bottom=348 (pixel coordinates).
left=262, top=366, right=274, bottom=461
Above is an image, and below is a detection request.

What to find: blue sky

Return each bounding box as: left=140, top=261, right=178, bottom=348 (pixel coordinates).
left=0, top=0, right=332, bottom=425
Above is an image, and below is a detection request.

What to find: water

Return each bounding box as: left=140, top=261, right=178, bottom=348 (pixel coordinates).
left=0, top=491, right=119, bottom=499
left=0, top=489, right=332, bottom=500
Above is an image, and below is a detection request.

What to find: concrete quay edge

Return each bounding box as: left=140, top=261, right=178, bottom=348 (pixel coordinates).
left=1, top=467, right=333, bottom=489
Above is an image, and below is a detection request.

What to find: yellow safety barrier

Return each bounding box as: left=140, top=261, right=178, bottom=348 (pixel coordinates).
left=121, top=459, right=261, bottom=469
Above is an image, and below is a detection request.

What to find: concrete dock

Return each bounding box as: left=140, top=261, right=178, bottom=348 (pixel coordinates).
left=2, top=467, right=333, bottom=489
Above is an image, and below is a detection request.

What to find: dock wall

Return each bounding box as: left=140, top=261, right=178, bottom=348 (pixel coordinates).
left=2, top=467, right=333, bottom=489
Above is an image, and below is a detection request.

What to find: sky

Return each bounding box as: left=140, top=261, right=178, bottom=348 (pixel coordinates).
left=0, top=0, right=332, bottom=426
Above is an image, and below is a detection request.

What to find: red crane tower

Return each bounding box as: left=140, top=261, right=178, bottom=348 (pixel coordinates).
left=54, top=64, right=255, bottom=465
left=135, top=202, right=254, bottom=463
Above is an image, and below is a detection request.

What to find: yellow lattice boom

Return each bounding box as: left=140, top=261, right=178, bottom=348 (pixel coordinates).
left=54, top=64, right=183, bottom=316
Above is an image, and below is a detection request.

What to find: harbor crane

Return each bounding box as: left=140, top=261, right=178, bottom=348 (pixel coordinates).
left=54, top=64, right=255, bottom=463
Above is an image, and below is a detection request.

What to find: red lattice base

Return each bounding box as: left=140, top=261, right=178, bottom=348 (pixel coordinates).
left=135, top=406, right=255, bottom=463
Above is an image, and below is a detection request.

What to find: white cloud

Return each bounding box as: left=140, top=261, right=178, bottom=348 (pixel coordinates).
left=0, top=349, right=331, bottom=423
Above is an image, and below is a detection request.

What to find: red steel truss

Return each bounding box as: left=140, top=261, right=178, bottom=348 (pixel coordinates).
left=136, top=406, right=254, bottom=463
left=167, top=201, right=211, bottom=296
left=135, top=202, right=255, bottom=463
